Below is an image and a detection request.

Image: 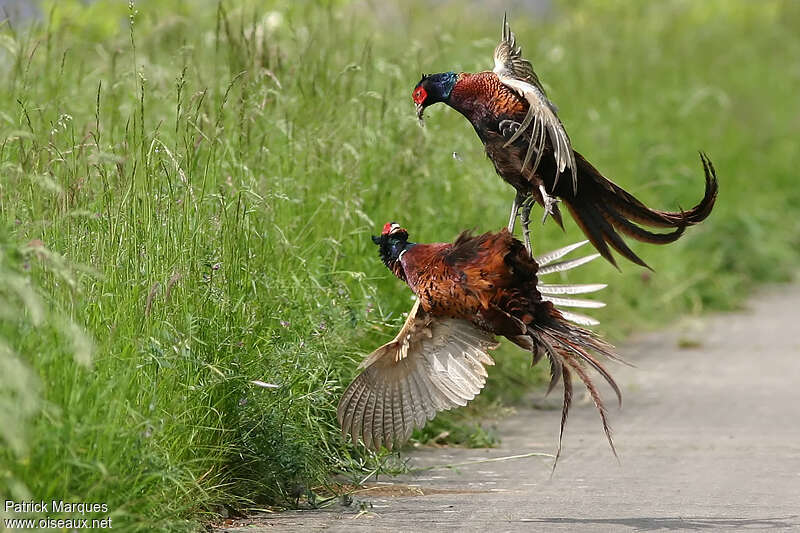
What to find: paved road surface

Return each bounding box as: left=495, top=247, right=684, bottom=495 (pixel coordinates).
left=220, top=285, right=800, bottom=532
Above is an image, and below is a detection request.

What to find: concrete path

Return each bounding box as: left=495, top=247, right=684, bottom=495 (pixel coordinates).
left=221, top=285, right=800, bottom=532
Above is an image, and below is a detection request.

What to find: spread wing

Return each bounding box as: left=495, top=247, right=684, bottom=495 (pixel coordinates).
left=492, top=13, right=577, bottom=192
left=337, top=299, right=498, bottom=450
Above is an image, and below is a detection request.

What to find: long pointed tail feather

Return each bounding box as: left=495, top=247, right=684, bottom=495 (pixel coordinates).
left=530, top=240, right=625, bottom=470
left=558, top=151, right=718, bottom=268
left=554, top=363, right=572, bottom=472
left=564, top=199, right=633, bottom=269
left=530, top=316, right=622, bottom=470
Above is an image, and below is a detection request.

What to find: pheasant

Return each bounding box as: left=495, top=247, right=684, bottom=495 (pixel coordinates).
left=338, top=222, right=623, bottom=464
left=412, top=14, right=718, bottom=268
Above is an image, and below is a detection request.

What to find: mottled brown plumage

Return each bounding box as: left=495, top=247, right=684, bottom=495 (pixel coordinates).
left=339, top=223, right=622, bottom=465
left=402, top=227, right=551, bottom=335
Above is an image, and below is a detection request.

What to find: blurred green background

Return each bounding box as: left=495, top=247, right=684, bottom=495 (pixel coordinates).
left=0, top=0, right=797, bottom=530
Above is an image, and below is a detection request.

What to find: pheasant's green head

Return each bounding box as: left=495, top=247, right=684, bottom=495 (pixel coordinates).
left=372, top=222, right=412, bottom=282
left=412, top=72, right=457, bottom=123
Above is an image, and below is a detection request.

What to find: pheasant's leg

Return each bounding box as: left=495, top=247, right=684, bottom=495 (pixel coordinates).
left=507, top=191, right=525, bottom=234
left=539, top=183, right=560, bottom=224
left=520, top=195, right=535, bottom=255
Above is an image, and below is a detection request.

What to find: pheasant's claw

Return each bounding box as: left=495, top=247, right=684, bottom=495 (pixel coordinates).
left=521, top=194, right=536, bottom=209
left=499, top=119, right=522, bottom=142
left=539, top=184, right=560, bottom=225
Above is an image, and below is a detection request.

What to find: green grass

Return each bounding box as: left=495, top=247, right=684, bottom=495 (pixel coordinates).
left=0, top=0, right=798, bottom=530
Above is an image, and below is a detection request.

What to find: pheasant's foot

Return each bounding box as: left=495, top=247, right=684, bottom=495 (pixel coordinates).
left=520, top=196, right=535, bottom=256
left=539, top=184, right=560, bottom=224
left=499, top=119, right=522, bottom=142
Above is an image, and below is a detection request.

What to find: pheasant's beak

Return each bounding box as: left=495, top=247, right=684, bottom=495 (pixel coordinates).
left=415, top=103, right=425, bottom=126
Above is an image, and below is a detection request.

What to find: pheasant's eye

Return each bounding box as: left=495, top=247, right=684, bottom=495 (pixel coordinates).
left=412, top=86, right=427, bottom=105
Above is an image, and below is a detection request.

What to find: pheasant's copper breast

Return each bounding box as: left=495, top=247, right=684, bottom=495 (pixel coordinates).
left=400, top=242, right=481, bottom=318
left=450, top=72, right=528, bottom=124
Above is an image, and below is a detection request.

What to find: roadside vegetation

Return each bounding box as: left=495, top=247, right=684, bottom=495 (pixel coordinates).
left=0, top=0, right=797, bottom=529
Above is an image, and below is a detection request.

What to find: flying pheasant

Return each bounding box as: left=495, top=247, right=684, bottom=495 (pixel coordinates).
left=338, top=222, right=623, bottom=463
left=412, top=15, right=718, bottom=268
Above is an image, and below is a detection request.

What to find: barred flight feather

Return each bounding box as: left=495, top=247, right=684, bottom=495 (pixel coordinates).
left=337, top=305, right=497, bottom=450
left=493, top=13, right=577, bottom=190
left=541, top=296, right=607, bottom=309
left=538, top=253, right=601, bottom=275
left=556, top=310, right=600, bottom=327
left=538, top=283, right=607, bottom=295
left=534, top=240, right=590, bottom=266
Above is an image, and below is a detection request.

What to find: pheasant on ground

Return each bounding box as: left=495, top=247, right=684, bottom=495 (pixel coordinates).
left=412, top=15, right=718, bottom=268
left=338, top=222, right=623, bottom=465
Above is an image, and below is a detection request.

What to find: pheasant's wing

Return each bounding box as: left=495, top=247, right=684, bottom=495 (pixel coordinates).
left=337, top=299, right=498, bottom=451
left=492, top=13, right=545, bottom=90
left=492, top=13, right=577, bottom=192
left=536, top=240, right=606, bottom=326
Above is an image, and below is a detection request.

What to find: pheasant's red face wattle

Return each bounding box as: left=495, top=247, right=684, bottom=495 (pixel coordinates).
left=412, top=86, right=427, bottom=105
left=382, top=222, right=402, bottom=235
